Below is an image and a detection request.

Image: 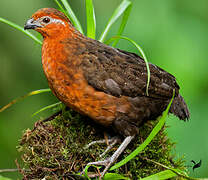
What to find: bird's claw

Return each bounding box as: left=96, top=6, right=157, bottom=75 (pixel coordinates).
left=82, top=158, right=113, bottom=179
left=82, top=136, right=120, bottom=178
left=84, top=136, right=120, bottom=158
left=82, top=136, right=134, bottom=179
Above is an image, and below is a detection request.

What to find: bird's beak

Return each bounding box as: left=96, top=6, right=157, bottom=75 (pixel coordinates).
left=24, top=18, right=42, bottom=30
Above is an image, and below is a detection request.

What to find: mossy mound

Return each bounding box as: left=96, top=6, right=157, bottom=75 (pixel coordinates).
left=17, top=109, right=186, bottom=179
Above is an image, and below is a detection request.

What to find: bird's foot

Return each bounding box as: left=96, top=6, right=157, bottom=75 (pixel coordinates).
left=83, top=158, right=114, bottom=179
left=82, top=136, right=135, bottom=179
left=84, top=136, right=120, bottom=157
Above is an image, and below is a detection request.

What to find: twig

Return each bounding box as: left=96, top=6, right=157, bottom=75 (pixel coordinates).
left=0, top=169, right=19, bottom=173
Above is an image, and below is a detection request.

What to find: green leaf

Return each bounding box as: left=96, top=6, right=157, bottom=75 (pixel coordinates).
left=99, top=0, right=132, bottom=42
left=32, top=102, right=62, bottom=116
left=106, top=36, right=150, bottom=96
left=0, top=176, right=12, bottom=180
left=53, top=0, right=66, bottom=13
left=104, top=173, right=129, bottom=180
left=0, top=89, right=51, bottom=113
left=59, top=0, right=84, bottom=34
left=85, top=0, right=96, bottom=39
left=110, top=90, right=175, bottom=171
left=140, top=170, right=177, bottom=180
left=112, top=3, right=132, bottom=47
left=144, top=159, right=198, bottom=180
left=0, top=17, right=42, bottom=45
left=83, top=164, right=95, bottom=180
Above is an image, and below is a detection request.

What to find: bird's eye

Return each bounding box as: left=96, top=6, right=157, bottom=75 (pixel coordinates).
left=42, top=17, right=50, bottom=24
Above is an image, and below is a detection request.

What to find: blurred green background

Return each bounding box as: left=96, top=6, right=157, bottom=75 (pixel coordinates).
left=0, top=0, right=208, bottom=179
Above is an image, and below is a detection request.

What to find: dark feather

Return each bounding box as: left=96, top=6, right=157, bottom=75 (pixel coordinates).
left=75, top=38, right=190, bottom=121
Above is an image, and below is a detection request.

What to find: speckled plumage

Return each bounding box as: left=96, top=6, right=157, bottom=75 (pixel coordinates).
left=26, top=8, right=189, bottom=137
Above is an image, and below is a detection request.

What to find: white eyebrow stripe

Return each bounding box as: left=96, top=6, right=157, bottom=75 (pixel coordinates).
left=51, top=18, right=65, bottom=26
left=39, top=16, right=66, bottom=26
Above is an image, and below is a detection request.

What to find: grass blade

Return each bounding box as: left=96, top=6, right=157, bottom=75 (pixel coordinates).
left=59, top=0, right=84, bottom=34
left=104, top=173, right=129, bottom=180
left=32, top=102, right=62, bottom=116
left=143, top=158, right=197, bottom=180
left=110, top=90, right=175, bottom=171
left=0, top=176, right=12, bottom=180
left=106, top=36, right=150, bottom=96
left=0, top=17, right=42, bottom=45
left=140, top=170, right=177, bottom=180
left=0, top=89, right=51, bottom=113
left=53, top=0, right=66, bottom=13
left=112, top=3, right=132, bottom=47
left=83, top=164, right=96, bottom=180
left=99, top=0, right=132, bottom=42
left=85, top=0, right=96, bottom=39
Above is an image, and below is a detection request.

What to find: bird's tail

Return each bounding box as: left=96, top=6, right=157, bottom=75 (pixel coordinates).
left=170, top=94, right=190, bottom=121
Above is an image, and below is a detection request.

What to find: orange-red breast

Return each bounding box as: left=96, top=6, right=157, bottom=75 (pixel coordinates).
left=24, top=8, right=190, bottom=178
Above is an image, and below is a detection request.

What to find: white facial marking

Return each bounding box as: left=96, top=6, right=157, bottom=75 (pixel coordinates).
left=39, top=16, right=66, bottom=27
left=51, top=18, right=65, bottom=26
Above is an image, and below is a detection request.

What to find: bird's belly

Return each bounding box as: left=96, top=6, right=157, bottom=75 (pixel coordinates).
left=45, top=66, right=119, bottom=126
left=43, top=59, right=137, bottom=127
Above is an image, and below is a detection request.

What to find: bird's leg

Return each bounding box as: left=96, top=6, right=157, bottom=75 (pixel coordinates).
left=84, top=135, right=135, bottom=178
left=84, top=136, right=120, bottom=157
left=99, top=137, right=119, bottom=158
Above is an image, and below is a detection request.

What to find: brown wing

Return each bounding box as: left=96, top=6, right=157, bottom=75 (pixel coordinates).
left=63, top=37, right=179, bottom=99
left=60, top=37, right=189, bottom=120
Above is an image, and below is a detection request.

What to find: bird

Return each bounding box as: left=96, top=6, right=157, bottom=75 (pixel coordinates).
left=191, top=160, right=202, bottom=171
left=24, top=8, right=190, bottom=178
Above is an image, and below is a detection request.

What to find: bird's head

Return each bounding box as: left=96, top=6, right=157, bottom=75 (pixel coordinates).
left=24, top=8, right=74, bottom=38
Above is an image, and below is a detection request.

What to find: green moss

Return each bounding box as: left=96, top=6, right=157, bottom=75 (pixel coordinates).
left=17, top=110, right=187, bottom=179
